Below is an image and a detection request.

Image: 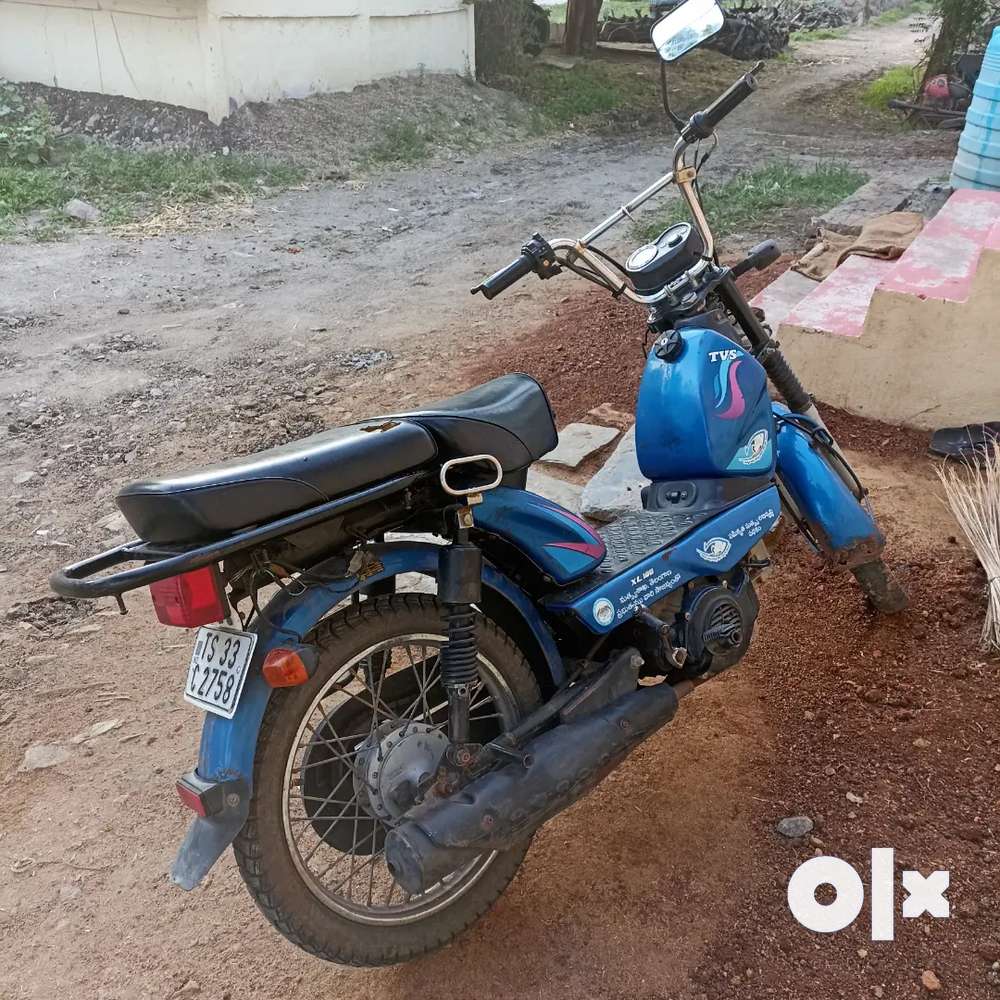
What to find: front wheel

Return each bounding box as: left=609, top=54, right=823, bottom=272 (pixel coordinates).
left=233, top=593, right=541, bottom=966
left=852, top=558, right=909, bottom=614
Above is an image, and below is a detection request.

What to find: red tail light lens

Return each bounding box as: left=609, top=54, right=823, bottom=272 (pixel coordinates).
left=149, top=565, right=226, bottom=628
left=176, top=779, right=210, bottom=816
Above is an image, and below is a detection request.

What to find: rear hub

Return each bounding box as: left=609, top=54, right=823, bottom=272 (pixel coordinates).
left=300, top=663, right=444, bottom=854
left=353, top=722, right=449, bottom=824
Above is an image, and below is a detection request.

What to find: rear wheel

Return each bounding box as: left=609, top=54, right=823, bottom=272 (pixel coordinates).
left=233, top=594, right=541, bottom=966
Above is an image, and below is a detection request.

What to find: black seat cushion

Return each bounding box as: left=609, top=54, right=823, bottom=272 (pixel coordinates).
left=117, top=420, right=437, bottom=544
left=117, top=373, right=557, bottom=546
left=385, top=374, right=557, bottom=471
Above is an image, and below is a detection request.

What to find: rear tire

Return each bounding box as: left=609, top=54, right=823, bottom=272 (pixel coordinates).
left=233, top=594, right=541, bottom=966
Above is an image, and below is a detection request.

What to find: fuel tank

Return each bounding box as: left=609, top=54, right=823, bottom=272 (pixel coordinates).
left=635, top=321, right=775, bottom=483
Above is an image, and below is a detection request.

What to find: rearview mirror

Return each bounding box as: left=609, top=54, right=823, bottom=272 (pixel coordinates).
left=651, top=0, right=725, bottom=62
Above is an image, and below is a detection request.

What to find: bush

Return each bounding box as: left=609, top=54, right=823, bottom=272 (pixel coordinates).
left=474, top=0, right=550, bottom=80
left=0, top=80, right=55, bottom=166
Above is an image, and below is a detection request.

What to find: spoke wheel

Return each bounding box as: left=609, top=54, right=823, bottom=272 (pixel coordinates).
left=233, top=594, right=541, bottom=966
left=283, top=632, right=516, bottom=924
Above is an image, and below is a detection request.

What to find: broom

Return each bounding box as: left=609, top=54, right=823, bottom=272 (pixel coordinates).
left=937, top=444, right=1000, bottom=652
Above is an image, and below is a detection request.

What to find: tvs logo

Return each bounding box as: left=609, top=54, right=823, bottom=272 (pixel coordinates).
left=788, top=849, right=949, bottom=940
left=708, top=349, right=742, bottom=362
left=696, top=536, right=732, bottom=563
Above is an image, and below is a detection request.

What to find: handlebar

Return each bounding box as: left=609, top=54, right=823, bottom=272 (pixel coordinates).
left=472, top=233, right=559, bottom=300
left=473, top=64, right=764, bottom=304
left=683, top=62, right=761, bottom=141
left=474, top=252, right=535, bottom=300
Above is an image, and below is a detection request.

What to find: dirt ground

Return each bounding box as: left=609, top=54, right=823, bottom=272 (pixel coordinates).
left=3, top=17, right=995, bottom=1000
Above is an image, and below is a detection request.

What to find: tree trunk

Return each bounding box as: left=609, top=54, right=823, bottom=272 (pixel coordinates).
left=563, top=0, right=604, bottom=55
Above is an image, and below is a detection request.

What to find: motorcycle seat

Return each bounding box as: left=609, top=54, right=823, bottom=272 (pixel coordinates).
left=116, top=374, right=556, bottom=545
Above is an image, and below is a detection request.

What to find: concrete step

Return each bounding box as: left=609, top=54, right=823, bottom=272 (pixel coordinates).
left=781, top=255, right=897, bottom=339
left=748, top=187, right=1000, bottom=428
left=811, top=172, right=934, bottom=236
left=876, top=187, right=1000, bottom=304
left=750, top=268, right=817, bottom=332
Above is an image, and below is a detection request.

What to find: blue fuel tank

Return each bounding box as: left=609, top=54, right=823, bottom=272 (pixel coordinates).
left=635, top=325, right=775, bottom=482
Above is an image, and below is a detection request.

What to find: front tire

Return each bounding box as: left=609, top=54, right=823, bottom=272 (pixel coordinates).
left=852, top=558, right=909, bottom=613
left=233, top=593, right=541, bottom=966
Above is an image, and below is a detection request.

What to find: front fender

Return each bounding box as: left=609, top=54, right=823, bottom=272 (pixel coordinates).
left=773, top=403, right=884, bottom=565
left=170, top=541, right=563, bottom=889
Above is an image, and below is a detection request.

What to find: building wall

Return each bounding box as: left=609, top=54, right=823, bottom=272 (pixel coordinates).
left=0, top=0, right=476, bottom=122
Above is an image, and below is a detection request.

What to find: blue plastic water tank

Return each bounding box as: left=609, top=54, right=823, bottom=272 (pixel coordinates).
left=952, top=26, right=1000, bottom=190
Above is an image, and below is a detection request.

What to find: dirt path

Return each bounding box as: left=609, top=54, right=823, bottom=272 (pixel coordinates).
left=0, top=19, right=981, bottom=1000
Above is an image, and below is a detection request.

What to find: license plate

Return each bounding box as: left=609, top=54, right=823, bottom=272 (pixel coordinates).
left=184, top=626, right=258, bottom=719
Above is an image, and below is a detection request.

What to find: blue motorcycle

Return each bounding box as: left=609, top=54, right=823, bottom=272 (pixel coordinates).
left=51, top=0, right=906, bottom=967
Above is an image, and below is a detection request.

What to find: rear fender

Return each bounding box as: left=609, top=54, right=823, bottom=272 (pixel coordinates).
left=171, top=541, right=563, bottom=890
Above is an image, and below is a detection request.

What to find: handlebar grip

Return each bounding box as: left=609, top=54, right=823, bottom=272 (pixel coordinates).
left=702, top=70, right=757, bottom=129
left=684, top=65, right=760, bottom=140
left=474, top=252, right=535, bottom=300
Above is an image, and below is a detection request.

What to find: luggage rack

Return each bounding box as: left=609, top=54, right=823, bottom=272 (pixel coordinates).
left=49, top=471, right=426, bottom=601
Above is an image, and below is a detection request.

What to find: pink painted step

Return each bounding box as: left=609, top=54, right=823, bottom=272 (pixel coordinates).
left=877, top=187, right=1000, bottom=303
left=781, top=255, right=896, bottom=339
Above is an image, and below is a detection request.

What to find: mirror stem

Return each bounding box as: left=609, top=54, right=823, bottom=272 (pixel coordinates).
left=660, top=61, right=685, bottom=133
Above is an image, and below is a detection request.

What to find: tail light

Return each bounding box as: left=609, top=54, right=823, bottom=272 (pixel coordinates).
left=175, top=772, right=243, bottom=817
left=149, top=565, right=226, bottom=628
left=176, top=776, right=212, bottom=817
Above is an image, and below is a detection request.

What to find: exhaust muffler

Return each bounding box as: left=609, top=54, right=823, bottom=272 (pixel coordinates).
left=384, top=681, right=682, bottom=895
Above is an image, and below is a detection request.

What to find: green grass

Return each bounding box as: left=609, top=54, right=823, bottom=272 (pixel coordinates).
left=636, top=162, right=868, bottom=241
left=513, top=60, right=655, bottom=123
left=0, top=140, right=304, bottom=237
left=362, top=122, right=435, bottom=166
left=862, top=64, right=919, bottom=107
left=790, top=26, right=850, bottom=42
left=872, top=0, right=932, bottom=25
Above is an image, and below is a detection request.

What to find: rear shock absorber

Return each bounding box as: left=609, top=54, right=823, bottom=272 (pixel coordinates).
left=438, top=526, right=483, bottom=745
left=435, top=455, right=503, bottom=746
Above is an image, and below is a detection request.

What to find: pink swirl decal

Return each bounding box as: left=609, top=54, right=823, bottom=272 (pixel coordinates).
left=718, top=359, right=746, bottom=420
left=547, top=540, right=607, bottom=559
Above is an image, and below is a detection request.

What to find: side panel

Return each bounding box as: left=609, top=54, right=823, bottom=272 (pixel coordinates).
left=547, top=486, right=781, bottom=633
left=474, top=486, right=606, bottom=585
left=636, top=326, right=775, bottom=482
left=773, top=404, right=884, bottom=564
left=171, top=542, right=563, bottom=889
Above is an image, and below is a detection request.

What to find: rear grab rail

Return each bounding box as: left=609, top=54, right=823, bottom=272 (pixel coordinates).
left=49, top=471, right=427, bottom=601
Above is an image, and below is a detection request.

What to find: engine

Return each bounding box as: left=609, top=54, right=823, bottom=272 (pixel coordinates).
left=666, top=571, right=759, bottom=677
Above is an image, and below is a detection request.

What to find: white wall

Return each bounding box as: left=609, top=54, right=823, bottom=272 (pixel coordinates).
left=0, top=0, right=476, bottom=122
